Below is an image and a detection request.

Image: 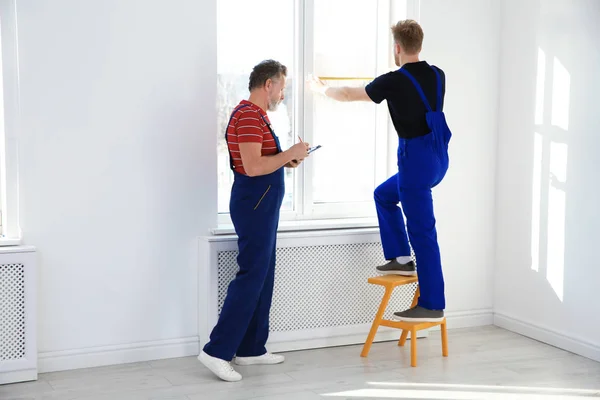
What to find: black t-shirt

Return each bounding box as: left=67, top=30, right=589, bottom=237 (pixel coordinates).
left=365, top=61, right=445, bottom=139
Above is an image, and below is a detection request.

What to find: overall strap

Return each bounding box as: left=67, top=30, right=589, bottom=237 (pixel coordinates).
left=399, top=66, right=443, bottom=112
left=257, top=112, right=272, bottom=133
left=225, top=104, right=251, bottom=141
left=399, top=68, right=432, bottom=112
left=257, top=112, right=282, bottom=152
left=225, top=104, right=251, bottom=171
left=430, top=66, right=443, bottom=112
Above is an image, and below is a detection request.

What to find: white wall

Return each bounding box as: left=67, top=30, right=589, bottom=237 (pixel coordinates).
left=11, top=0, right=499, bottom=372
left=420, top=0, right=500, bottom=316
left=495, top=0, right=600, bottom=362
left=16, top=0, right=216, bottom=371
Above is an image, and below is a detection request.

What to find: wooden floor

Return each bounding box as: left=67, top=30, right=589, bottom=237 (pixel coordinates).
left=2, top=326, right=600, bottom=400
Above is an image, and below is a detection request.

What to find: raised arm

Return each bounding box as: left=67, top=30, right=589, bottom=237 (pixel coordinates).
left=308, top=73, right=391, bottom=105
left=307, top=75, right=372, bottom=102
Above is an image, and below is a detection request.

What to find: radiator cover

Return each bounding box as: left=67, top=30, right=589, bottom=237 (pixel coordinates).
left=200, top=229, right=418, bottom=351
left=0, top=246, right=37, bottom=385
left=217, top=243, right=416, bottom=332
left=1, top=263, right=26, bottom=361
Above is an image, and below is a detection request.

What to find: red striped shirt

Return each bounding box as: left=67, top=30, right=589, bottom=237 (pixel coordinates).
left=226, top=100, right=278, bottom=175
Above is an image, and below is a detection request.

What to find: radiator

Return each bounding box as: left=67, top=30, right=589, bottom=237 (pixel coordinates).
left=199, top=229, right=420, bottom=352
left=0, top=246, right=37, bottom=385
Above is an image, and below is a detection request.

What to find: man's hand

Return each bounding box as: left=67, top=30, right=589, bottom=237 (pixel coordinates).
left=284, top=141, right=309, bottom=168
left=285, top=159, right=302, bottom=168
left=306, top=74, right=371, bottom=102
left=288, top=141, right=309, bottom=161
left=307, top=74, right=329, bottom=95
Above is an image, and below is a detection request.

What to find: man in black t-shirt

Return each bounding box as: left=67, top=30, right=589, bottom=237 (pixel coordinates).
left=308, top=20, right=451, bottom=323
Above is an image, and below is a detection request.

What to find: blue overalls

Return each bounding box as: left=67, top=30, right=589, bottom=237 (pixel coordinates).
left=203, top=105, right=285, bottom=361
left=374, top=66, right=451, bottom=311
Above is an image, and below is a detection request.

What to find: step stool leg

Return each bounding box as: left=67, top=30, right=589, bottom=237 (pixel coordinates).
left=398, top=285, right=420, bottom=346
left=441, top=319, right=449, bottom=357
left=398, top=330, right=409, bottom=347
left=361, top=286, right=393, bottom=357
left=412, top=285, right=421, bottom=307
left=410, top=327, right=418, bottom=367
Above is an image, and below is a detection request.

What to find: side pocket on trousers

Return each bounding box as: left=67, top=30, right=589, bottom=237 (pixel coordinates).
left=254, top=185, right=271, bottom=210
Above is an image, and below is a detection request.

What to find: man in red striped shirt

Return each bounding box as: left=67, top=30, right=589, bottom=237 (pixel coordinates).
left=225, top=101, right=289, bottom=175
left=199, top=60, right=309, bottom=382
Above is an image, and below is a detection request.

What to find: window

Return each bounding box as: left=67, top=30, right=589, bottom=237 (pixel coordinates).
left=0, top=0, right=21, bottom=242
left=217, top=0, right=412, bottom=225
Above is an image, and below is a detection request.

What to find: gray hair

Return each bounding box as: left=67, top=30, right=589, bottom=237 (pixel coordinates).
left=248, top=59, right=287, bottom=91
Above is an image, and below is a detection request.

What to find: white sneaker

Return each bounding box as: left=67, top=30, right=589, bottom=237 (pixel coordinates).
left=198, top=351, right=242, bottom=382
left=234, top=352, right=285, bottom=366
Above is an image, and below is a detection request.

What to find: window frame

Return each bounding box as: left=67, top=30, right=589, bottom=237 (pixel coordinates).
left=217, top=0, right=418, bottom=228
left=0, top=0, right=21, bottom=243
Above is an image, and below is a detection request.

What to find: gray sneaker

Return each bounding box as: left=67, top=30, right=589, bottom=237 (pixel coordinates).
left=393, top=306, right=444, bottom=322
left=376, top=260, right=416, bottom=276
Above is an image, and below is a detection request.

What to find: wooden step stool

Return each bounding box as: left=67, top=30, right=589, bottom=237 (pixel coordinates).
left=361, top=275, right=448, bottom=367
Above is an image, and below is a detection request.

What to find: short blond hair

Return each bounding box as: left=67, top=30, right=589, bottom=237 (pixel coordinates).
left=391, top=19, right=424, bottom=54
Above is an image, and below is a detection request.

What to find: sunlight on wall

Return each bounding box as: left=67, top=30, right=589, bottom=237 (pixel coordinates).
left=530, top=48, right=571, bottom=302
left=534, top=48, right=546, bottom=125
left=547, top=139, right=568, bottom=301
left=531, top=131, right=542, bottom=272
left=551, top=57, right=571, bottom=131
left=546, top=56, right=570, bottom=302
left=531, top=48, right=545, bottom=273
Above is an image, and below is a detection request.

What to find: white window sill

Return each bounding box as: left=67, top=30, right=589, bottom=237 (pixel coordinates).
left=0, top=237, right=22, bottom=246
left=211, top=217, right=379, bottom=236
